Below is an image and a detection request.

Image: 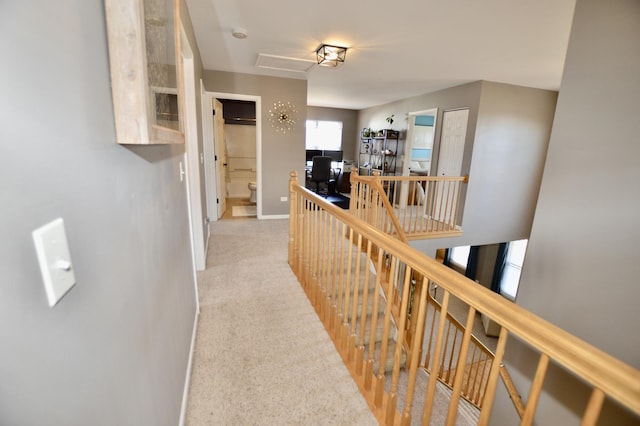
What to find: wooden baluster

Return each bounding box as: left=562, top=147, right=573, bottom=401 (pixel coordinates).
left=374, top=256, right=397, bottom=409
left=341, top=227, right=355, bottom=350
left=327, top=216, right=338, bottom=332
left=452, top=179, right=463, bottom=230
left=422, top=290, right=451, bottom=424
left=581, top=388, right=605, bottom=426
left=365, top=247, right=385, bottom=391
left=443, top=179, right=453, bottom=231
left=349, top=169, right=358, bottom=217
left=423, top=298, right=438, bottom=369
left=446, top=306, right=477, bottom=426
left=439, top=322, right=453, bottom=380
left=427, top=179, right=436, bottom=233
left=311, top=204, right=320, bottom=307
left=478, top=326, right=509, bottom=424
left=296, top=198, right=304, bottom=281
left=464, top=345, right=479, bottom=398
left=409, top=179, right=416, bottom=233
left=325, top=213, right=335, bottom=324
left=421, top=178, right=427, bottom=233
left=356, top=239, right=374, bottom=375
left=386, top=263, right=414, bottom=425
left=521, top=353, right=550, bottom=425
left=348, top=233, right=364, bottom=363
left=305, top=201, right=312, bottom=287
left=357, top=181, right=365, bottom=222
left=434, top=180, right=443, bottom=232
left=420, top=178, right=427, bottom=233
left=475, top=354, right=491, bottom=405
left=288, top=172, right=297, bottom=267
left=400, top=276, right=429, bottom=426
left=319, top=209, right=328, bottom=320
left=335, top=223, right=347, bottom=342
left=444, top=325, right=459, bottom=384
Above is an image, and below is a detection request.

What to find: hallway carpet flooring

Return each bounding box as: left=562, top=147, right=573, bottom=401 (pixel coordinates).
left=185, top=219, right=376, bottom=425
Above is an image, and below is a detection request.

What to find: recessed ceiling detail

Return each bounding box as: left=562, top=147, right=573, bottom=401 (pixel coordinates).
left=255, top=54, right=316, bottom=73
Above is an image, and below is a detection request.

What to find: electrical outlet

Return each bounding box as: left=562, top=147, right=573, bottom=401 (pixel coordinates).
left=280, top=196, right=288, bottom=202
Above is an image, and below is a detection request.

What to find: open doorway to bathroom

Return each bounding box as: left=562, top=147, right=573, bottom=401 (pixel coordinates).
left=202, top=90, right=262, bottom=221
left=218, top=98, right=257, bottom=219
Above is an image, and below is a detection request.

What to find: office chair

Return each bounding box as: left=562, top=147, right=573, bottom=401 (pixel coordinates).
left=310, top=156, right=334, bottom=195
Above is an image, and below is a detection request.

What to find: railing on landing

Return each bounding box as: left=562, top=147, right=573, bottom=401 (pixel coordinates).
left=349, top=171, right=468, bottom=240
left=288, top=171, right=640, bottom=425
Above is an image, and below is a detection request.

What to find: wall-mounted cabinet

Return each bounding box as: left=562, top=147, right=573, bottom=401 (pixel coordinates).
left=105, top=0, right=185, bottom=145
left=358, top=129, right=400, bottom=176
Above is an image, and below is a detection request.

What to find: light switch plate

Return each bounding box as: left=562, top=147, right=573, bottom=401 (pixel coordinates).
left=32, top=218, right=76, bottom=307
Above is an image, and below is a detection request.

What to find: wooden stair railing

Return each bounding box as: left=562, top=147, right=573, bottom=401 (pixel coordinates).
left=361, top=173, right=520, bottom=414
left=289, top=172, right=640, bottom=425
left=421, top=288, right=496, bottom=409
left=350, top=170, right=468, bottom=240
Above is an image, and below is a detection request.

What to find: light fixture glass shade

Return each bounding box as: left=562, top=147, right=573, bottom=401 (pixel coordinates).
left=316, top=44, right=347, bottom=67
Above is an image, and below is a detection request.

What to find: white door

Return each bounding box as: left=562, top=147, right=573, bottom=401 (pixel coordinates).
left=434, top=108, right=469, bottom=224
left=213, top=98, right=227, bottom=218
left=437, top=108, right=468, bottom=177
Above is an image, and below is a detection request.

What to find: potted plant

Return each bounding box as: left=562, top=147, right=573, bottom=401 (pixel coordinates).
left=385, top=114, right=395, bottom=127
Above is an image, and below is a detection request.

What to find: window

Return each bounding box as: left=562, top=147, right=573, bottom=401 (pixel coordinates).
left=500, top=239, right=528, bottom=300
left=306, top=120, right=342, bottom=151
left=449, top=245, right=470, bottom=269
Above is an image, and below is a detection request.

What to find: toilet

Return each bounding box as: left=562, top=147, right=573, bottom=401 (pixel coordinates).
left=248, top=181, right=257, bottom=203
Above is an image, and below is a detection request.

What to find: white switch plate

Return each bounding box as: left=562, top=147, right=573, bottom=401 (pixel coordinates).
left=280, top=196, right=288, bottom=202
left=32, top=218, right=76, bottom=307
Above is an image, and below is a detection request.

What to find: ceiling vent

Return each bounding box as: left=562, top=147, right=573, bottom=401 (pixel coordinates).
left=255, top=54, right=316, bottom=73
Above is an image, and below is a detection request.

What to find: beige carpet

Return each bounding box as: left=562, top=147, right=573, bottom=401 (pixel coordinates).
left=186, top=219, right=376, bottom=425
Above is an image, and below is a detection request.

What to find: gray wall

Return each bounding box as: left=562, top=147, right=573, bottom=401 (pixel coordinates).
left=307, top=106, right=359, bottom=162
left=359, top=82, right=556, bottom=256
left=462, top=82, right=557, bottom=245
left=0, top=2, right=197, bottom=425
left=491, top=0, right=640, bottom=423
left=358, top=82, right=483, bottom=180
left=203, top=71, right=307, bottom=216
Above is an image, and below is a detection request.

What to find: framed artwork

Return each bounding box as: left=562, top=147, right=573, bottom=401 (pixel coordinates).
left=104, top=0, right=184, bottom=145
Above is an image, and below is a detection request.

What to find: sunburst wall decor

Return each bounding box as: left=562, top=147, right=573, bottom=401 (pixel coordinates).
left=269, top=101, right=297, bottom=133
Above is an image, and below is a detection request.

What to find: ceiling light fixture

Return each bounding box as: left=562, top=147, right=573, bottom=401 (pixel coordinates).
left=232, top=27, right=248, bottom=39
left=315, top=44, right=347, bottom=67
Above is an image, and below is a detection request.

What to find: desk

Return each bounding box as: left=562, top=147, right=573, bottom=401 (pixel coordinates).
left=338, top=171, right=351, bottom=193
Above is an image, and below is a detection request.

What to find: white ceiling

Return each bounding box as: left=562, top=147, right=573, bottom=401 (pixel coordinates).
left=186, top=0, right=576, bottom=110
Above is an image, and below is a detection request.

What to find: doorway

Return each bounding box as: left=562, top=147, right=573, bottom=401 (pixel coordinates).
left=202, top=89, right=262, bottom=221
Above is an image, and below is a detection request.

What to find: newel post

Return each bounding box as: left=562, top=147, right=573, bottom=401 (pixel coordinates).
left=349, top=169, right=358, bottom=215
left=288, top=171, right=298, bottom=267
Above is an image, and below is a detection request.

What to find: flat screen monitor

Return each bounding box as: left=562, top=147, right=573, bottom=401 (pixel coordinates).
left=305, top=149, right=323, bottom=162
left=323, top=150, right=343, bottom=162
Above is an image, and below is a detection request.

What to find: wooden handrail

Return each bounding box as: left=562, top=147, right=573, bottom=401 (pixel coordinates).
left=288, top=172, right=640, bottom=424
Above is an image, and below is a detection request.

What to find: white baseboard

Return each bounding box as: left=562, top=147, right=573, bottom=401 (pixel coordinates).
left=179, top=308, right=200, bottom=426
left=259, top=214, right=289, bottom=220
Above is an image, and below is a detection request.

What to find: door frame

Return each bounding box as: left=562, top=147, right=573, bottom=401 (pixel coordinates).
left=401, top=108, right=439, bottom=177
left=201, top=89, right=262, bottom=220
left=180, top=25, right=205, bottom=273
